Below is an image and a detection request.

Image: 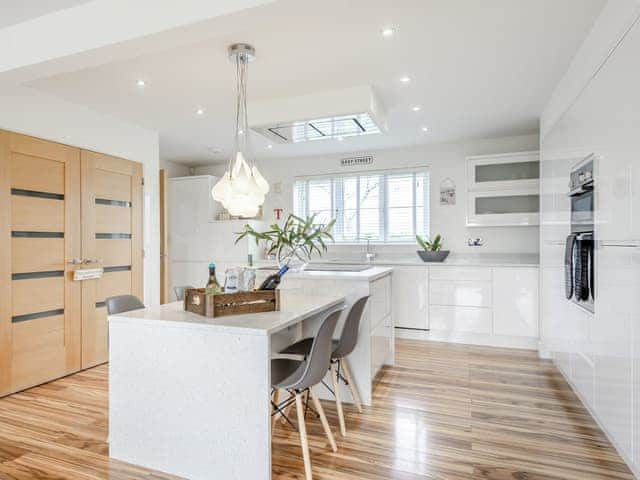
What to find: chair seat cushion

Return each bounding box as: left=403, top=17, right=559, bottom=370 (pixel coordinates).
left=271, top=358, right=306, bottom=390
left=279, top=337, right=340, bottom=357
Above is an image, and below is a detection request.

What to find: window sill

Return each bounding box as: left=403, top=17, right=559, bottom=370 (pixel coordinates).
left=330, top=242, right=418, bottom=246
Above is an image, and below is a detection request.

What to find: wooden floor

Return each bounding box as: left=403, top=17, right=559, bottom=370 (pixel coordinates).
left=0, top=339, right=634, bottom=479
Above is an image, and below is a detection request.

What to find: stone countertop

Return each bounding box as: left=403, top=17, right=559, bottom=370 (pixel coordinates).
left=256, top=253, right=539, bottom=269
left=255, top=265, right=394, bottom=281
left=372, top=253, right=540, bottom=267
left=107, top=292, right=345, bottom=336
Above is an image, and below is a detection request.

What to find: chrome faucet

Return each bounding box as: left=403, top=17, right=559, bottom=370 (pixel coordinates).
left=365, top=238, right=376, bottom=263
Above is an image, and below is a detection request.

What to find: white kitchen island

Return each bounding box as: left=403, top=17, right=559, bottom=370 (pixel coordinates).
left=256, top=265, right=394, bottom=406
left=108, top=292, right=344, bottom=480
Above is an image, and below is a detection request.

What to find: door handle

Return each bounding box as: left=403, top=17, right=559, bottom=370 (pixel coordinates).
left=82, top=258, right=103, bottom=264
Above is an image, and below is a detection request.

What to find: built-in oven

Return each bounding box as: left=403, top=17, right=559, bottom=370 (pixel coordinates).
left=565, top=155, right=595, bottom=313
left=569, top=158, right=594, bottom=233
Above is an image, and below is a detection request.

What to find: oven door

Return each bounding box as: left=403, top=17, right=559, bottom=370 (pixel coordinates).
left=571, top=189, right=594, bottom=233
left=572, top=232, right=595, bottom=313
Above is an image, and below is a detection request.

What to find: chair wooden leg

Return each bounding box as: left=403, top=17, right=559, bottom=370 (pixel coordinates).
left=310, top=387, right=337, bottom=453
left=340, top=359, right=363, bottom=413
left=271, top=389, right=280, bottom=433
left=295, top=392, right=313, bottom=480
left=330, top=362, right=347, bottom=437
left=281, top=392, right=295, bottom=425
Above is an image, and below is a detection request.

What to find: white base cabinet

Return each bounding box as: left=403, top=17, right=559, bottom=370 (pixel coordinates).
left=393, top=265, right=539, bottom=349
left=371, top=320, right=393, bottom=378
left=492, top=268, right=539, bottom=337
left=429, top=305, right=492, bottom=334
left=391, top=266, right=428, bottom=330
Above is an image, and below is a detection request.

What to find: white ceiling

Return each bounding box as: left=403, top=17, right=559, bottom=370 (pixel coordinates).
left=26, top=0, right=605, bottom=165
left=0, top=0, right=94, bottom=28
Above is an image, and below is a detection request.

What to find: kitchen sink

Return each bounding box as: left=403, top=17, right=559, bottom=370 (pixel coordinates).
left=257, top=264, right=372, bottom=272
left=303, top=264, right=372, bottom=272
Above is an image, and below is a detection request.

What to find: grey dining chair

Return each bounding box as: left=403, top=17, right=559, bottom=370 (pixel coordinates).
left=174, top=285, right=194, bottom=302
left=279, top=296, right=369, bottom=436
left=271, top=307, right=344, bottom=480
left=105, top=295, right=145, bottom=315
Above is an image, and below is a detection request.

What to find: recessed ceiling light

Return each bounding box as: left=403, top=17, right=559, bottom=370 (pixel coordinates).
left=266, top=144, right=273, bottom=150
left=337, top=136, right=344, bottom=142
left=400, top=75, right=411, bottom=84
left=412, top=106, right=421, bottom=112
left=421, top=126, right=430, bottom=132
left=381, top=26, right=395, bottom=37
left=136, top=79, right=146, bottom=87
left=196, top=108, right=205, bottom=115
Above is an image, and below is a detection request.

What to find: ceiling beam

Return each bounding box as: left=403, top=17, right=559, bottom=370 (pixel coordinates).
left=0, top=0, right=276, bottom=83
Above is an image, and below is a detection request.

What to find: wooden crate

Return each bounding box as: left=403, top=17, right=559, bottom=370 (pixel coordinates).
left=184, top=288, right=280, bottom=318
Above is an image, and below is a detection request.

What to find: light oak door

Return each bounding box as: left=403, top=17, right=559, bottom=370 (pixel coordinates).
left=0, top=132, right=82, bottom=396
left=80, top=150, right=143, bottom=369
left=159, top=169, right=168, bottom=304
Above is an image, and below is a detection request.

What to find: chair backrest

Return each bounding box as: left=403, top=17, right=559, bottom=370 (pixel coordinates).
left=106, top=295, right=145, bottom=315
left=332, top=296, right=369, bottom=359
left=292, top=308, right=343, bottom=391
left=174, top=285, right=194, bottom=301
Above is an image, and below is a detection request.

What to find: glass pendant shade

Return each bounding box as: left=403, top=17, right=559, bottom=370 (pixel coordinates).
left=212, top=44, right=268, bottom=217
left=252, top=165, right=270, bottom=195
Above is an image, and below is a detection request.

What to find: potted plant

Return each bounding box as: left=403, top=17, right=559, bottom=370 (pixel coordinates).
left=236, top=213, right=335, bottom=271
left=416, top=234, right=450, bottom=262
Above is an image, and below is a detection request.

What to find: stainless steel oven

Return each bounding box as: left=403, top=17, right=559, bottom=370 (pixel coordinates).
left=569, top=157, right=594, bottom=233
left=565, top=155, right=595, bottom=313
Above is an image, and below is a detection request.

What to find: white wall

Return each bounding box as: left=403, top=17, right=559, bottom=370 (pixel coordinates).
left=0, top=85, right=161, bottom=306
left=160, top=158, right=191, bottom=178
left=541, top=0, right=640, bottom=137
left=195, top=134, right=540, bottom=255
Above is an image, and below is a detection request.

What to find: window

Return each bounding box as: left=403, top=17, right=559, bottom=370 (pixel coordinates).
left=293, top=168, right=430, bottom=243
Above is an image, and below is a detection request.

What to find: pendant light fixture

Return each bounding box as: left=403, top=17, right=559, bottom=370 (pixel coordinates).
left=211, top=43, right=269, bottom=217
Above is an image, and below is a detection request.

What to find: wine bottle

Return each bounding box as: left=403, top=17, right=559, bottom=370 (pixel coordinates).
left=259, top=265, right=289, bottom=290
left=205, top=262, right=223, bottom=294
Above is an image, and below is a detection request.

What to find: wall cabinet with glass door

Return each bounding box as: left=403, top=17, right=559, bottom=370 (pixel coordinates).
left=467, top=188, right=540, bottom=226
left=466, top=151, right=540, bottom=226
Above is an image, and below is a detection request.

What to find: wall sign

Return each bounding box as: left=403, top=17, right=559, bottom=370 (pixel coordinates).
left=340, top=155, right=373, bottom=167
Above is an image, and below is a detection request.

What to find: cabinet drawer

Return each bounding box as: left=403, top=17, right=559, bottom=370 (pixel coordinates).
left=429, top=305, right=492, bottom=334
left=429, top=266, right=491, bottom=282
left=371, top=321, right=392, bottom=378
left=370, top=275, right=391, bottom=329
left=429, top=280, right=492, bottom=307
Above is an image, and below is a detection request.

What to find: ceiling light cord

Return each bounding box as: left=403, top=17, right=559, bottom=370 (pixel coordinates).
left=228, top=50, right=257, bottom=179
left=211, top=43, right=269, bottom=217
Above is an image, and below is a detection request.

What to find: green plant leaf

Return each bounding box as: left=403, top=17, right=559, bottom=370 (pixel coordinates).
left=234, top=213, right=336, bottom=259
left=416, top=234, right=429, bottom=251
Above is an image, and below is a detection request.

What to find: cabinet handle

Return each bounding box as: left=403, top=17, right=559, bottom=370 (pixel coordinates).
left=82, top=258, right=104, bottom=264
left=599, top=243, right=640, bottom=249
